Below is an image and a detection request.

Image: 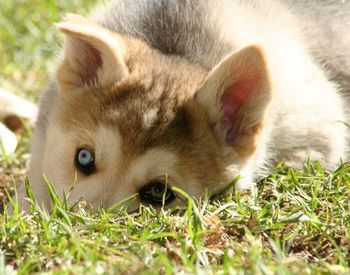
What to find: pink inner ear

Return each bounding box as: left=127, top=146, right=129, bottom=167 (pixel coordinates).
left=221, top=68, right=260, bottom=145
left=77, top=40, right=103, bottom=86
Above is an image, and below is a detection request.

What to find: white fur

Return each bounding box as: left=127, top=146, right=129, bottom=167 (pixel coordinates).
left=216, top=0, right=348, bottom=175
left=142, top=108, right=159, bottom=129
left=0, top=123, right=17, bottom=154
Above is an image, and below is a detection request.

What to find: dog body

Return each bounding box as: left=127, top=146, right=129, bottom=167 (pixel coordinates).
left=0, top=88, right=37, bottom=154
left=19, top=0, right=349, bottom=210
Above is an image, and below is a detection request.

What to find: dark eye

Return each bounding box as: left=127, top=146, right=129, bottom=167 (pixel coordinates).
left=75, top=147, right=95, bottom=175
left=139, top=180, right=176, bottom=206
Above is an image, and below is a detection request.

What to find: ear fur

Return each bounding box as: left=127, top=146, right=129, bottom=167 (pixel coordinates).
left=56, top=14, right=128, bottom=91
left=196, top=45, right=273, bottom=156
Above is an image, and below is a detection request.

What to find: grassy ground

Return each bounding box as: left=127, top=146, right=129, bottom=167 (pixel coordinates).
left=1, top=1, right=350, bottom=274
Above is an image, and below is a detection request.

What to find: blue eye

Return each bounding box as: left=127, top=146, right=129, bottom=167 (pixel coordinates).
left=75, top=148, right=95, bottom=175
left=78, top=149, right=93, bottom=165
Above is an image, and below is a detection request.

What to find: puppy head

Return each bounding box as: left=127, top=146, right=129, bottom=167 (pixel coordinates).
left=30, top=14, right=272, bottom=211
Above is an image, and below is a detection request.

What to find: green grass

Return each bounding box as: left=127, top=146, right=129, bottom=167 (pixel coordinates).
left=0, top=0, right=98, bottom=101
left=1, top=1, right=350, bottom=274
left=2, top=163, right=350, bottom=274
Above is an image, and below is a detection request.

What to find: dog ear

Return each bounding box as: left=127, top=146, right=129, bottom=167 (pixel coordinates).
left=196, top=45, right=273, bottom=157
left=56, top=14, right=128, bottom=91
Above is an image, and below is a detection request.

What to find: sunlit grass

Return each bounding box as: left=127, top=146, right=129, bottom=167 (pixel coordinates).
left=1, top=163, right=350, bottom=274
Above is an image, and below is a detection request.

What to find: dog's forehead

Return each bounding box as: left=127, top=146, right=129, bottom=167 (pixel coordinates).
left=99, top=79, right=196, bottom=155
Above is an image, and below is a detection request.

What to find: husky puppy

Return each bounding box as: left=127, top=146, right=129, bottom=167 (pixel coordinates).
left=17, top=0, right=350, bottom=210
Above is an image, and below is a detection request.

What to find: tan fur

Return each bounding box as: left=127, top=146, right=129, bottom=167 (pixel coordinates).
left=17, top=22, right=231, bottom=210
left=16, top=1, right=350, bottom=211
